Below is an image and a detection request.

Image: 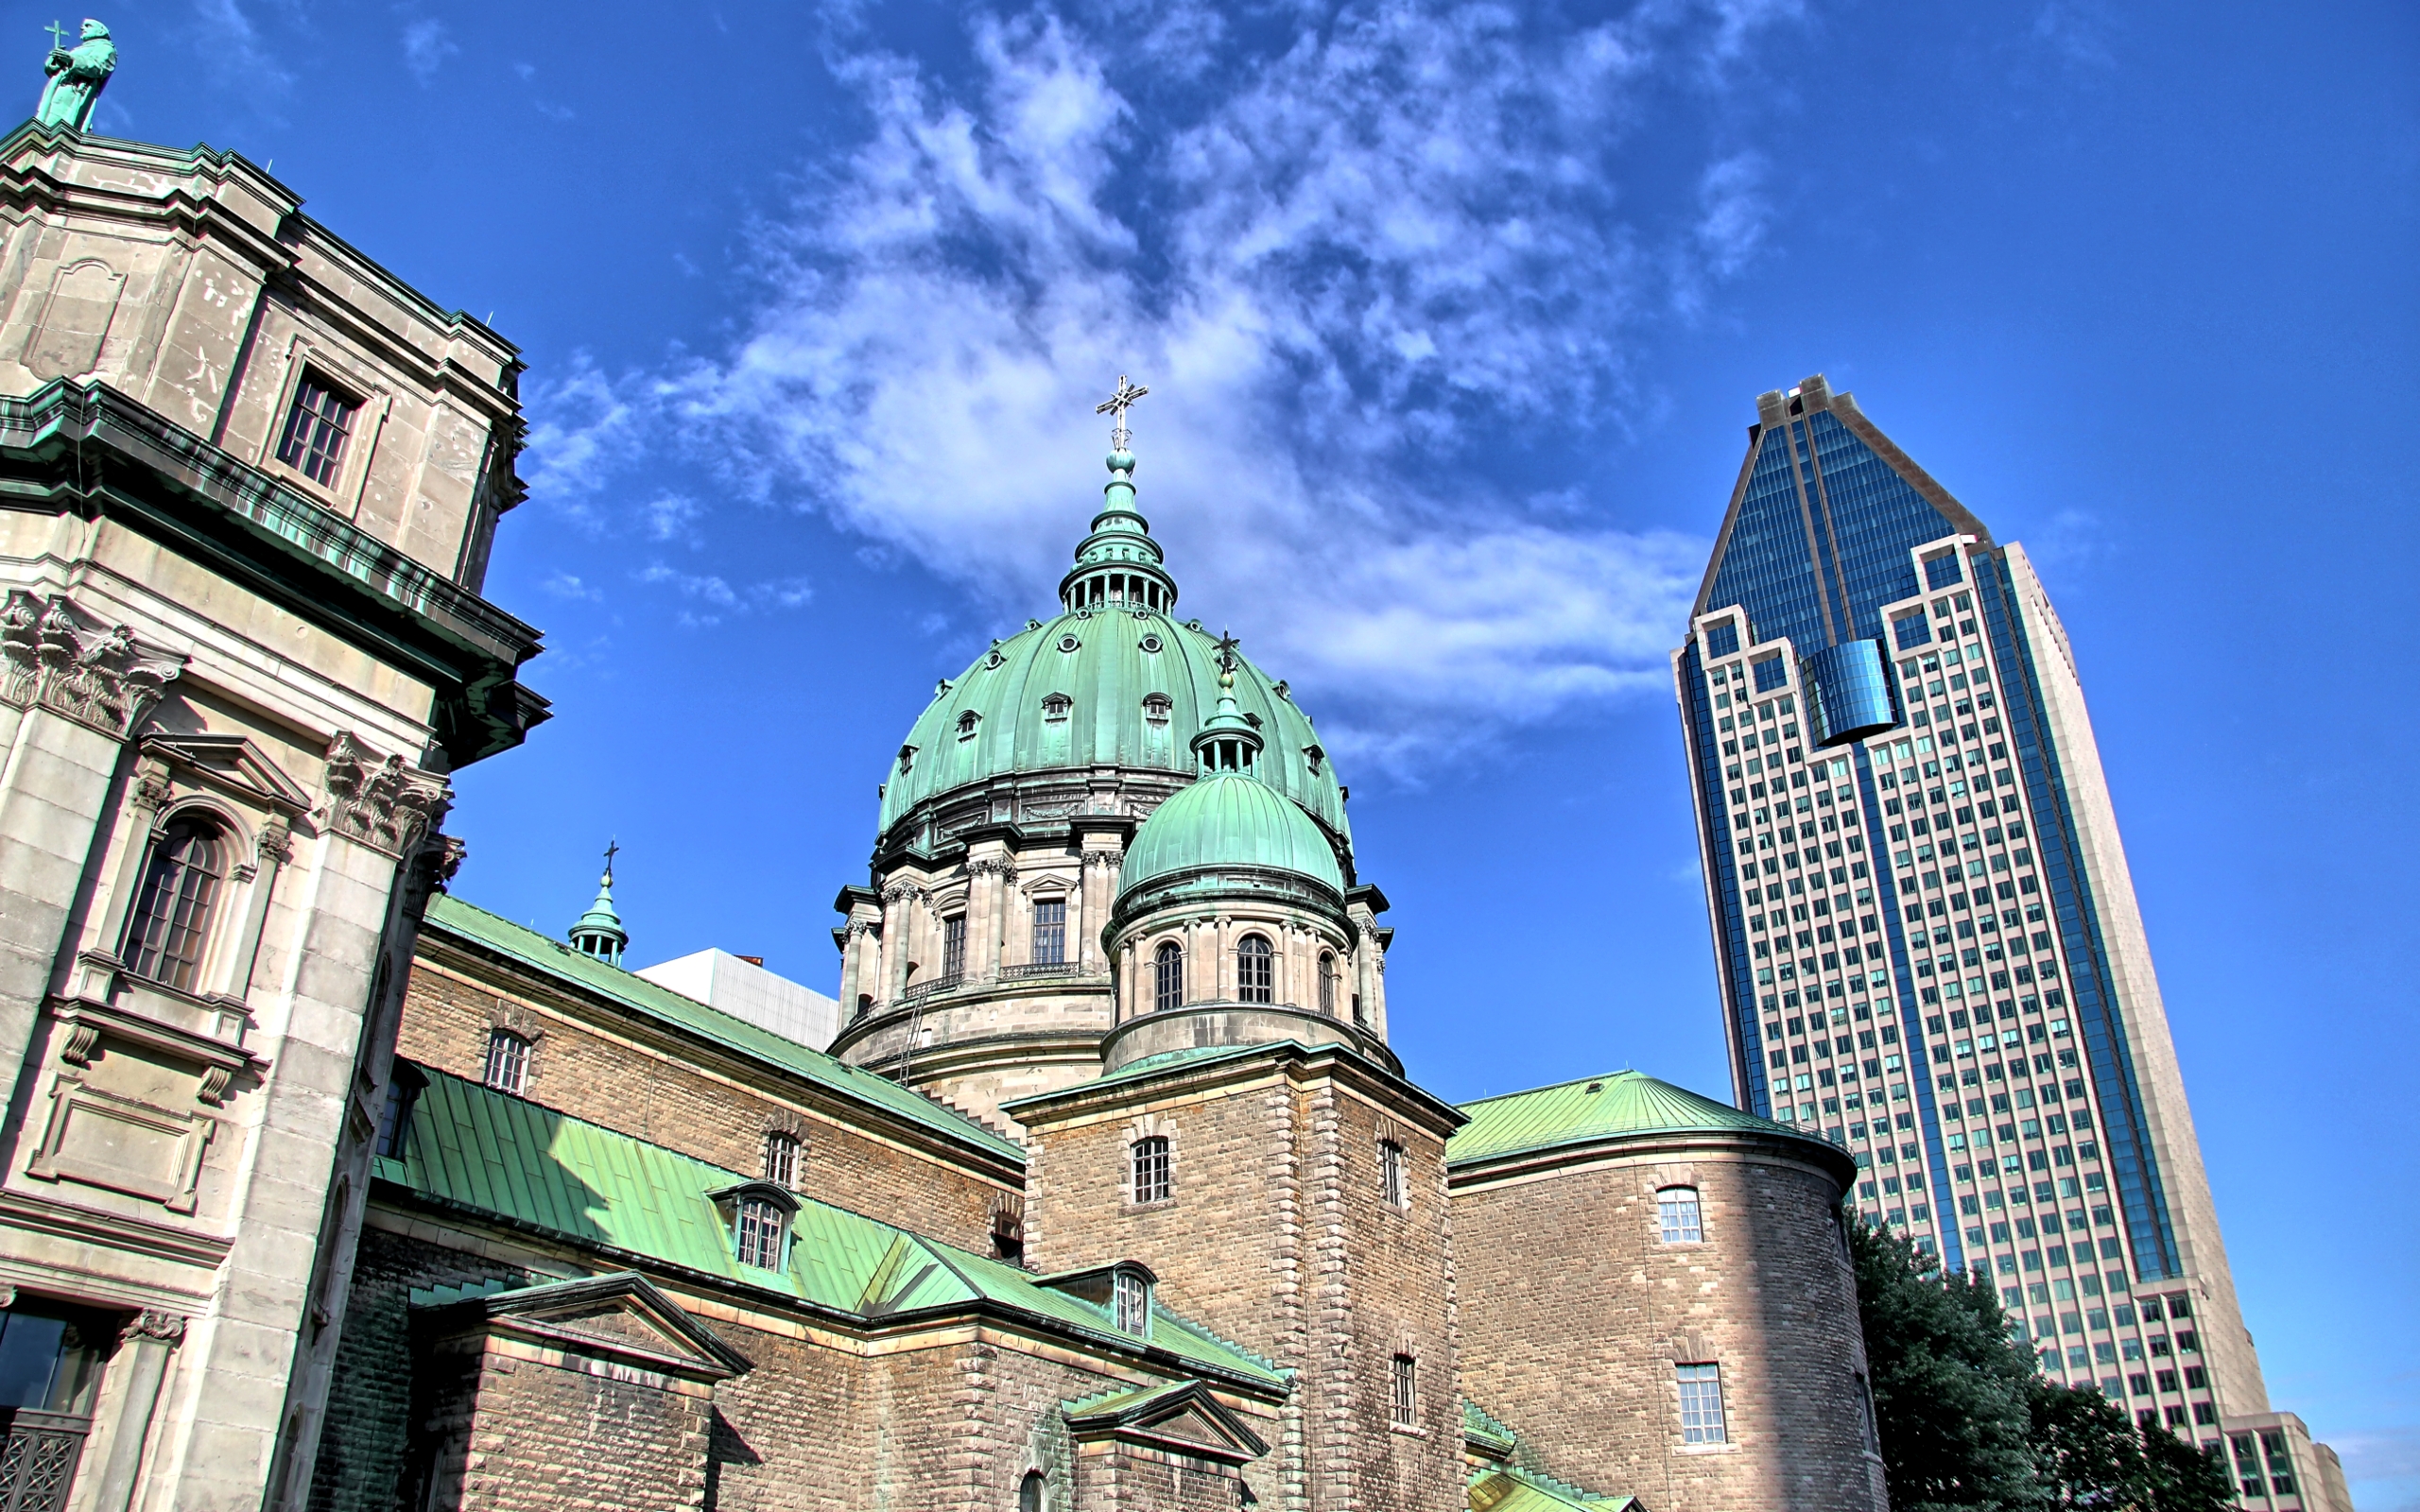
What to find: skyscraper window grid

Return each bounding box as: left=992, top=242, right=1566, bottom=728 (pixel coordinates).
left=1673, top=377, right=2266, bottom=1450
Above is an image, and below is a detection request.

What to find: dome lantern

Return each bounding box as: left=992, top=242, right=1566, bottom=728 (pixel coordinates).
left=1058, top=377, right=1178, bottom=616
left=1190, top=635, right=1263, bottom=777
left=568, top=841, right=628, bottom=967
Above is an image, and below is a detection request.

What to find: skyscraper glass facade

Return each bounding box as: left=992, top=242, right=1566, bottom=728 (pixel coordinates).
left=1673, top=377, right=2273, bottom=1454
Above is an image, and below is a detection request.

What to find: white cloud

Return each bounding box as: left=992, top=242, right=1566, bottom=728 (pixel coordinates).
left=531, top=0, right=1799, bottom=766
left=541, top=572, right=603, bottom=602
left=188, top=0, right=293, bottom=96
left=634, top=564, right=813, bottom=627
left=402, top=18, right=458, bottom=84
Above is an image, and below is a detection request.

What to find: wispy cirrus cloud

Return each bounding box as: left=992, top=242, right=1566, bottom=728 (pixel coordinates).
left=530, top=0, right=1798, bottom=765
left=401, top=17, right=457, bottom=83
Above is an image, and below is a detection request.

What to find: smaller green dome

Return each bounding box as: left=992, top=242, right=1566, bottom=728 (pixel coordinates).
left=1120, top=774, right=1345, bottom=899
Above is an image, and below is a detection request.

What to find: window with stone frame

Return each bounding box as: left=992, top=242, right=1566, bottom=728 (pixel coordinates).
left=1319, top=952, right=1339, bottom=1015
left=1390, top=1353, right=1417, bottom=1427
left=1237, top=934, right=1274, bottom=1004
left=1659, top=1186, right=1704, bottom=1244
left=762, top=1131, right=802, bottom=1190
left=1379, top=1140, right=1409, bottom=1210
left=941, top=915, right=967, bottom=979
left=1131, top=1136, right=1171, bottom=1204
left=275, top=370, right=359, bottom=488
left=482, top=1028, right=531, bottom=1096
left=1019, top=1471, right=1046, bottom=1512
left=735, top=1196, right=786, bottom=1270
left=124, top=813, right=229, bottom=994
left=1677, top=1363, right=1727, bottom=1443
left=1153, top=941, right=1183, bottom=1013
left=1030, top=897, right=1066, bottom=966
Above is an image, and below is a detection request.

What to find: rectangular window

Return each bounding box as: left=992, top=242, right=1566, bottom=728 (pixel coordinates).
left=941, top=915, right=967, bottom=979
left=1703, top=620, right=1741, bottom=659
left=1924, top=552, right=1964, bottom=590
left=735, top=1197, right=786, bottom=1269
left=1391, top=1354, right=1418, bottom=1427
left=276, top=373, right=359, bottom=487
left=1893, top=610, right=1933, bottom=650
left=1379, top=1140, right=1409, bottom=1209
left=1753, top=654, right=1789, bottom=693
left=482, top=1029, right=530, bottom=1095
left=1030, top=898, right=1066, bottom=966
left=1676, top=1364, right=1727, bottom=1444
left=1131, top=1136, right=1171, bottom=1204
left=1114, top=1270, right=1150, bottom=1334
left=1659, top=1188, right=1703, bottom=1244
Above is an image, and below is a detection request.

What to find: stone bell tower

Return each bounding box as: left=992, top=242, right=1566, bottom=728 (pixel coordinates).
left=0, top=65, right=543, bottom=1512
left=1007, top=687, right=1468, bottom=1512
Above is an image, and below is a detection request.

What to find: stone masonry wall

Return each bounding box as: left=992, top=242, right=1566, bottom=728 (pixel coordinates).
left=1021, top=1056, right=1465, bottom=1512
left=1453, top=1142, right=1884, bottom=1512
left=400, top=951, right=1010, bottom=1251
left=433, top=1344, right=713, bottom=1512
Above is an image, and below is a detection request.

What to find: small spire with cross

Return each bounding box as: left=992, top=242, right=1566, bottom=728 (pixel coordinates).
left=601, top=837, right=620, bottom=884
left=1095, top=375, right=1150, bottom=454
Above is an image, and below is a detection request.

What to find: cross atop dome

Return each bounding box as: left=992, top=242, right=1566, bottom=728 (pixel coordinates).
left=1095, top=374, right=1149, bottom=454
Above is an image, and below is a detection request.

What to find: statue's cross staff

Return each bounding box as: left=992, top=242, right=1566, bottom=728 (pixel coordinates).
left=44, top=20, right=69, bottom=50
left=1094, top=375, right=1149, bottom=453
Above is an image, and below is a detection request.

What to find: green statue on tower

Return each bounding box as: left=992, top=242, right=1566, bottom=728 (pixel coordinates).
left=36, top=19, right=114, bottom=132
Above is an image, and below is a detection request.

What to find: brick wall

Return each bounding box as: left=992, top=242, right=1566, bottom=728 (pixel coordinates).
left=1453, top=1138, right=1886, bottom=1512
left=433, top=1346, right=713, bottom=1512
left=400, top=948, right=1011, bottom=1251
left=1021, top=1052, right=1466, bottom=1512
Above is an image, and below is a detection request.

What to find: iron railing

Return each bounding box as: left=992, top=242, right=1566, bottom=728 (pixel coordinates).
left=0, top=1410, right=87, bottom=1512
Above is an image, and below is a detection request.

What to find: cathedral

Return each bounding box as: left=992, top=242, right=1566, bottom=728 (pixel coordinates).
left=0, top=60, right=1886, bottom=1512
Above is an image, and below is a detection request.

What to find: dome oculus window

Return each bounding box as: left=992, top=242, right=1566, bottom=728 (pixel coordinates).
left=1139, top=633, right=1163, bottom=653
left=1059, top=633, right=1082, bottom=651
left=1237, top=934, right=1273, bottom=1004
left=124, top=813, right=228, bottom=994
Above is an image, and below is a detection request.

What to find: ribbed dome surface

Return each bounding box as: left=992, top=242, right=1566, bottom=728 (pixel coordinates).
left=1446, top=1070, right=1820, bottom=1167
left=877, top=613, right=1348, bottom=845
left=1118, top=773, right=1346, bottom=897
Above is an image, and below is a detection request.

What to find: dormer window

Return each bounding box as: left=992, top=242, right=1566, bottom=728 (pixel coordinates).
left=897, top=744, right=917, bottom=773
left=1041, top=693, right=1071, bottom=721
left=956, top=711, right=980, bottom=739
left=1141, top=693, right=1172, bottom=724
left=711, top=1181, right=800, bottom=1272
left=1305, top=744, right=1325, bottom=774
left=1113, top=1269, right=1150, bottom=1334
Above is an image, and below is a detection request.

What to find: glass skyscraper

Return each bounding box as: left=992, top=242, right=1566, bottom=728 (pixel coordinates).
left=1671, top=375, right=2321, bottom=1477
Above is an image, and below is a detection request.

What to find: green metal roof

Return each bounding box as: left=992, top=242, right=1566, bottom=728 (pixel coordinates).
left=1447, top=1070, right=1816, bottom=1167
left=380, top=1065, right=1285, bottom=1388
left=421, top=895, right=1022, bottom=1166
left=1118, top=773, right=1345, bottom=897
left=874, top=480, right=1348, bottom=850
left=1462, top=1399, right=1518, bottom=1458
left=1468, top=1467, right=1638, bottom=1511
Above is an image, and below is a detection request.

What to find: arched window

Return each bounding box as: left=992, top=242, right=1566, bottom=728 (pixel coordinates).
left=1319, top=952, right=1339, bottom=1016
left=1237, top=934, right=1273, bottom=1004
left=1659, top=1186, right=1703, bottom=1244
left=735, top=1196, right=786, bottom=1270
left=1131, top=1136, right=1170, bottom=1204
left=124, top=814, right=227, bottom=993
left=956, top=710, right=980, bottom=739
left=1378, top=1139, right=1408, bottom=1209
left=762, top=1132, right=801, bottom=1189
left=1113, top=1270, right=1151, bottom=1334
left=1152, top=941, right=1183, bottom=1013
left=1019, top=1471, right=1046, bottom=1512
left=1390, top=1352, right=1417, bottom=1427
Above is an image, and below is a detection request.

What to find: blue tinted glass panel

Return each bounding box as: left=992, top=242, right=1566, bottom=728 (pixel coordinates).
left=1753, top=655, right=1789, bottom=693
left=1925, top=553, right=1964, bottom=590
left=1893, top=612, right=1932, bottom=649
left=1703, top=620, right=1740, bottom=659
left=1806, top=640, right=1897, bottom=745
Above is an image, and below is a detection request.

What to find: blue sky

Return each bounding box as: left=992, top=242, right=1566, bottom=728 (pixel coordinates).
left=62, top=0, right=2415, bottom=1497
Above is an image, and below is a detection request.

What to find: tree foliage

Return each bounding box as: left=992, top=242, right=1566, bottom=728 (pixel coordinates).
left=1848, top=1218, right=2234, bottom=1512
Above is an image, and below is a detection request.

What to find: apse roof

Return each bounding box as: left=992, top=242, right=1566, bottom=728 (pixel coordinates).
left=1447, top=1069, right=1824, bottom=1168
left=379, top=1064, right=1285, bottom=1389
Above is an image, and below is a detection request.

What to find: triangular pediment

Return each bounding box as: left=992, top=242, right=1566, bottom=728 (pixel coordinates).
left=144, top=731, right=314, bottom=814
left=415, top=1271, right=750, bottom=1382
left=1064, top=1379, right=1269, bottom=1465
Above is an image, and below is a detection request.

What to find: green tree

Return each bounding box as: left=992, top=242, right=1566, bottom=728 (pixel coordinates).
left=1851, top=1218, right=2236, bottom=1512
left=1849, top=1219, right=2043, bottom=1511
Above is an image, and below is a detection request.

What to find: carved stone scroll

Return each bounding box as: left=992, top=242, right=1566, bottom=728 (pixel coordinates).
left=322, top=731, right=451, bottom=858
left=0, top=591, right=183, bottom=737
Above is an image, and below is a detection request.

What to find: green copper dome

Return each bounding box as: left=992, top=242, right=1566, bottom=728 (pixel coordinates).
left=1118, top=773, right=1346, bottom=898
left=874, top=450, right=1349, bottom=850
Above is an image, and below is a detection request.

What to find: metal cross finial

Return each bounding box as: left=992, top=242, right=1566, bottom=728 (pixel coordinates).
left=1212, top=629, right=1240, bottom=675
left=1094, top=375, right=1150, bottom=453
left=43, top=20, right=68, bottom=49
left=602, top=838, right=620, bottom=883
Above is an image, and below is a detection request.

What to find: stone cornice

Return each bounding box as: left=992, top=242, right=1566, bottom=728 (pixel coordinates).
left=0, top=379, right=547, bottom=765
left=1444, top=1122, right=1858, bottom=1196
left=1007, top=1038, right=1465, bottom=1142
